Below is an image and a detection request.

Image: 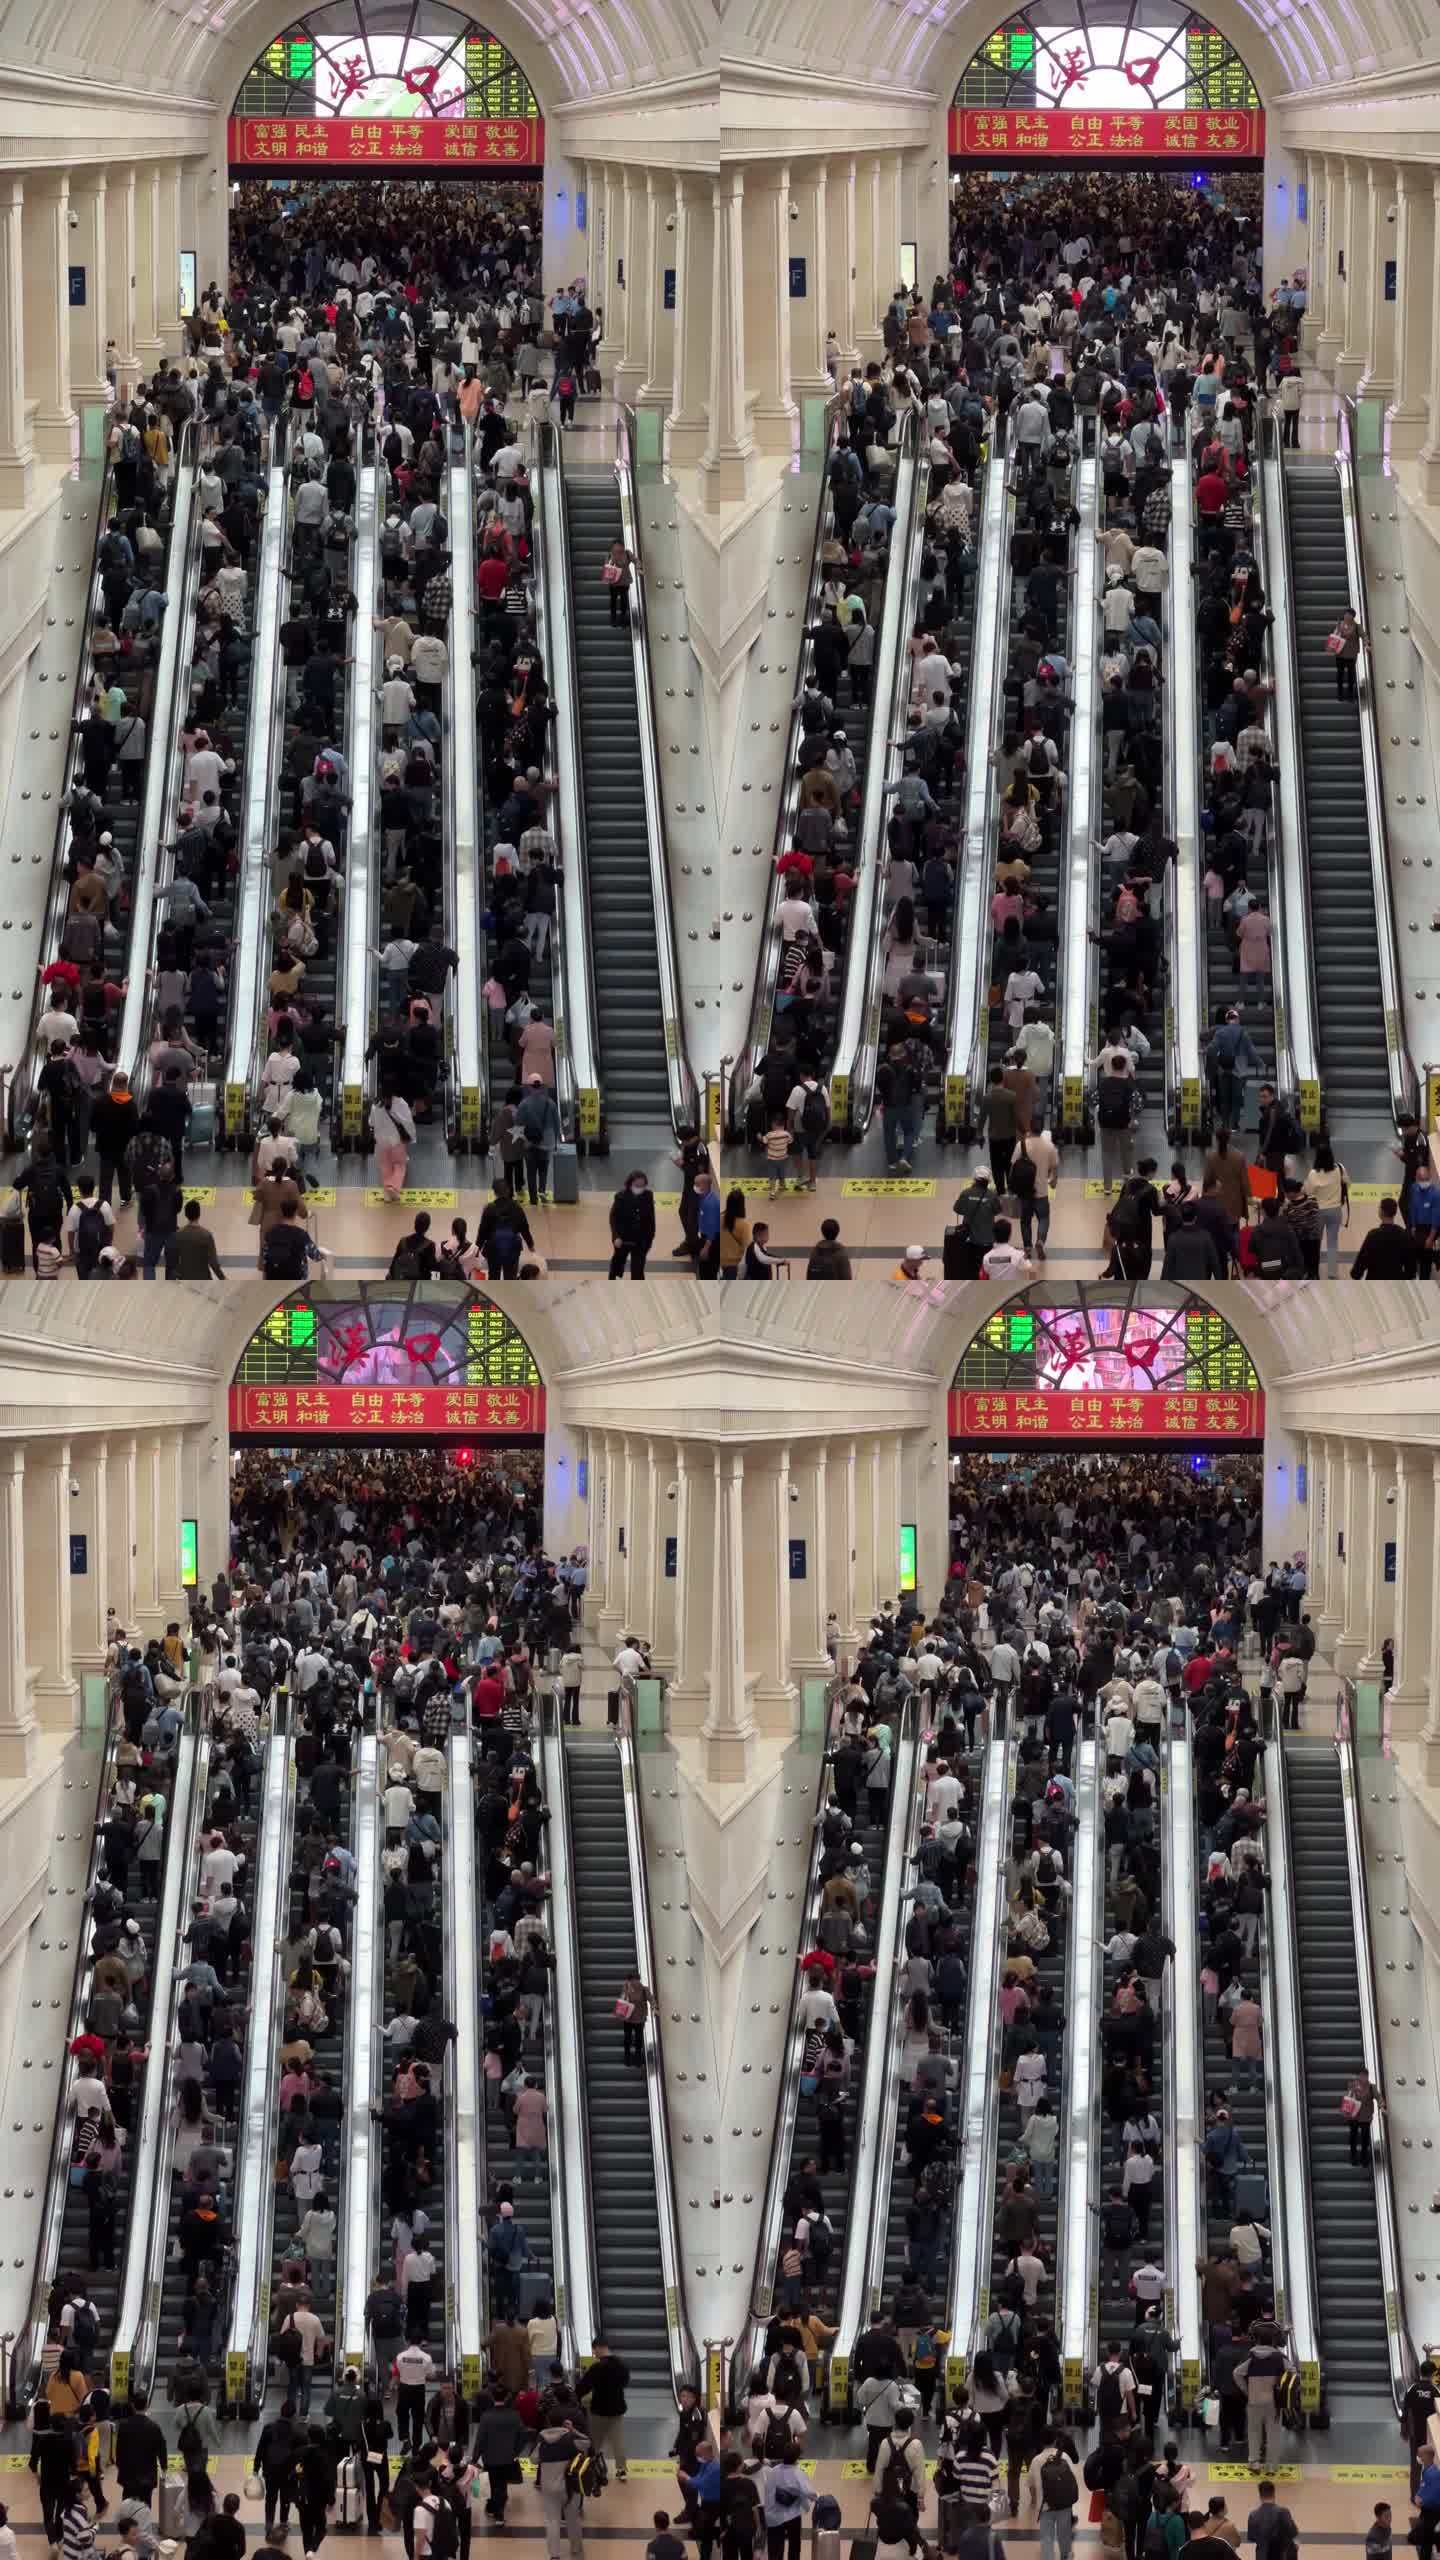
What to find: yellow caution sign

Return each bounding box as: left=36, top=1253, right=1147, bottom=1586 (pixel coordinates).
left=830, top=1073, right=850, bottom=1125
left=1179, top=2357, right=1202, bottom=2410
left=1062, top=2357, right=1084, bottom=2406
left=460, top=2355, right=483, bottom=2398
left=1428, top=1069, right=1440, bottom=1134
left=577, top=1087, right=601, bottom=1139
left=705, top=1082, right=722, bottom=1144
left=225, top=2350, right=248, bottom=2406
left=1208, top=2466, right=1300, bottom=2482
left=1298, top=1079, right=1322, bottom=1132
left=1333, top=2469, right=1409, bottom=2484
left=362, top=1187, right=458, bottom=1209
left=945, top=1075, right=967, bottom=1128
left=842, top=1178, right=938, bottom=1198
left=299, top=1187, right=337, bottom=1207
left=180, top=1188, right=217, bottom=1205
left=110, top=2350, right=130, bottom=2401
left=827, top=2353, right=849, bottom=2415
left=224, top=1081, right=249, bottom=1135
left=945, top=2351, right=968, bottom=2402
left=1061, top=1075, right=1085, bottom=1127
left=705, top=2345, right=724, bottom=2411
left=458, top=1087, right=482, bottom=1136
left=1179, top=1078, right=1203, bottom=1131
left=1301, top=2357, right=1322, bottom=2410
left=340, top=1083, right=365, bottom=1140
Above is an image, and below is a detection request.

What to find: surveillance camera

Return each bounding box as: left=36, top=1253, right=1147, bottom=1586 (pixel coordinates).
left=70, top=1476, right=80, bottom=1497
left=665, top=213, right=675, bottom=233
left=666, top=1481, right=679, bottom=1501
left=790, top=203, right=800, bottom=222
left=1386, top=204, right=1397, bottom=225
left=1385, top=1484, right=1397, bottom=1504
left=789, top=1484, right=800, bottom=1504
left=69, top=210, right=79, bottom=231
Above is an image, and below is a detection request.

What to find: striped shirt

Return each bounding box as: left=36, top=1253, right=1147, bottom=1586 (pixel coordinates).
left=953, top=2455, right=998, bottom=2512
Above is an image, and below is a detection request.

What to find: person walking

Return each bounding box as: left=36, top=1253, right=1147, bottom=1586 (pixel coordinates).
left=603, top=541, right=635, bottom=628
left=534, top=2417, right=589, bottom=2560
left=370, top=1090, right=416, bottom=1201
left=618, top=1974, right=650, bottom=2066
left=1329, top=607, right=1363, bottom=702
left=608, top=1174, right=656, bottom=1279
left=1343, top=2070, right=1380, bottom=2165
left=576, top=2342, right=631, bottom=2480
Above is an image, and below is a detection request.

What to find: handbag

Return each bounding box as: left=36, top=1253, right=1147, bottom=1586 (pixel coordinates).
left=1325, top=630, right=1345, bottom=655
left=614, top=1998, right=635, bottom=2020
left=1340, top=2092, right=1361, bottom=2119
left=601, top=562, right=622, bottom=585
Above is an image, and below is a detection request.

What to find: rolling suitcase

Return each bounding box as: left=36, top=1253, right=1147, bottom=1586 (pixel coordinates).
left=1233, top=2170, right=1269, bottom=2219
left=335, top=2453, right=364, bottom=2530
left=158, top=2477, right=189, bottom=2538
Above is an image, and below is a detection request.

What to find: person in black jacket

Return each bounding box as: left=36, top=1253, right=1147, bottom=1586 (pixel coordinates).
left=608, top=1173, right=656, bottom=1279
left=115, top=2393, right=169, bottom=2502
left=91, top=1072, right=142, bottom=1205
left=1351, top=1199, right=1420, bottom=1279
left=805, top=1219, right=852, bottom=1278
left=575, top=2342, right=631, bottom=2478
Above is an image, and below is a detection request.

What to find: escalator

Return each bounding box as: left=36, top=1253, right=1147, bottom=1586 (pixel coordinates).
left=1193, top=1787, right=1265, bottom=2291
left=1096, top=1755, right=1162, bottom=2350
left=561, top=471, right=671, bottom=1130
left=784, top=1795, right=891, bottom=2321
left=378, top=1762, right=446, bottom=2365
left=990, top=453, right=1075, bottom=1096
left=562, top=1732, right=669, bottom=2385
left=989, top=1764, right=1068, bottom=2349
left=1282, top=1738, right=1390, bottom=2396
left=1280, top=460, right=1390, bottom=1123
left=269, top=1752, right=353, bottom=2359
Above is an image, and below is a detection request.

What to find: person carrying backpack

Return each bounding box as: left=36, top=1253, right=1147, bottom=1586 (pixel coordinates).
left=534, top=2420, right=591, bottom=2557
left=1096, top=1071, right=1137, bottom=1193
left=943, top=1173, right=997, bottom=1278
left=1023, top=2439, right=1081, bottom=2560
left=414, top=2484, right=460, bottom=2560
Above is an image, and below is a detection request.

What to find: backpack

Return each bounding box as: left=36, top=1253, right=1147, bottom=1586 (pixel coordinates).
left=1097, top=1074, right=1133, bottom=1131
left=880, top=2442, right=916, bottom=2507
left=275, top=2318, right=304, bottom=2367
left=388, top=1239, right=424, bottom=1280
left=70, top=2301, right=99, bottom=2363
left=121, top=1663, right=148, bottom=1712
left=1143, top=2524, right=1170, bottom=2560
left=772, top=2353, right=805, bottom=2403
left=422, top=2497, right=459, bottom=2560
left=262, top=1222, right=310, bottom=1280
left=177, top=2411, right=205, bottom=2459
left=119, top=425, right=143, bottom=463
left=74, top=1202, right=109, bottom=1277
left=1108, top=1189, right=1144, bottom=1242
left=800, top=1084, right=831, bottom=1144
left=912, top=2328, right=939, bottom=2372
left=1096, top=2363, right=1126, bottom=2423
left=565, top=2445, right=608, bottom=2501
left=1041, top=2457, right=1078, bottom=2511
left=763, top=2415, right=793, bottom=2462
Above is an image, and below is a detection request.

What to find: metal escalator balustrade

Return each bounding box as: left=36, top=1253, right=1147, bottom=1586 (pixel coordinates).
left=222, top=423, right=292, bottom=1151
left=1277, top=449, right=1395, bottom=1126
left=941, top=422, right=1012, bottom=1141
left=338, top=1728, right=382, bottom=2380
left=222, top=1696, right=300, bottom=2412
left=536, top=1700, right=597, bottom=2372
left=1250, top=431, right=1314, bottom=1121
left=1281, top=1730, right=1403, bottom=2407
left=445, top=1707, right=484, bottom=2391
left=1164, top=461, right=1204, bottom=1145
left=443, top=428, right=487, bottom=1153
left=334, top=443, right=382, bottom=1151
left=526, top=426, right=589, bottom=1151
left=945, top=1719, right=1018, bottom=2395
left=1057, top=1737, right=1102, bottom=2413
left=1258, top=1712, right=1320, bottom=2414
left=1162, top=1713, right=1206, bottom=2415
left=560, top=431, right=694, bottom=1137
left=1057, top=441, right=1100, bottom=1142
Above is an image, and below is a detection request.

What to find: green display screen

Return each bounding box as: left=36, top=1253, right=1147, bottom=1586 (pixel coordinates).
left=899, top=1523, right=917, bottom=1594
left=180, top=1518, right=198, bottom=1589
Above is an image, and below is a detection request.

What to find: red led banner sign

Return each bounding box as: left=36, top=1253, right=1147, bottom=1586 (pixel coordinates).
left=229, top=1383, right=546, bottom=1437
left=947, top=1388, right=1264, bottom=1440
left=228, top=115, right=545, bottom=169
left=948, top=106, right=1264, bottom=158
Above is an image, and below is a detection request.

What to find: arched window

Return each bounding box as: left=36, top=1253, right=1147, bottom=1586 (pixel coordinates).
left=949, top=1285, right=1263, bottom=1442
left=954, top=2, right=1259, bottom=112
left=231, top=1283, right=544, bottom=1438
left=236, top=3, right=539, bottom=123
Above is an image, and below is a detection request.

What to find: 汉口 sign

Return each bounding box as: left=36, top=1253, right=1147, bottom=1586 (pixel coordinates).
left=948, top=106, right=1264, bottom=158
left=227, top=115, right=544, bottom=169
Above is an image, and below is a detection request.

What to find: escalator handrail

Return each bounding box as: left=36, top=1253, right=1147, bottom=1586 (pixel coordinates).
left=336, top=435, right=381, bottom=1141
left=1257, top=1718, right=1316, bottom=2396
left=221, top=1689, right=298, bottom=2407
left=115, top=426, right=205, bottom=1093
left=538, top=1697, right=597, bottom=2369
left=1257, top=426, right=1317, bottom=1112
left=943, top=421, right=1011, bottom=1132
left=338, top=1724, right=382, bottom=2376
left=1163, top=1709, right=1207, bottom=2412
left=945, top=1715, right=1017, bottom=2383
left=1333, top=401, right=1421, bottom=1130
left=830, top=414, right=928, bottom=1137
left=854, top=1703, right=932, bottom=2344
left=9, top=445, right=116, bottom=1142
left=614, top=408, right=701, bottom=1138
left=109, top=1687, right=212, bottom=2396
left=530, top=427, right=588, bottom=1145
left=729, top=405, right=841, bottom=1131
left=740, top=1720, right=834, bottom=2402
left=1331, top=1699, right=1417, bottom=2409
left=223, top=420, right=292, bottom=1148
left=1057, top=442, right=1100, bottom=1133
left=14, top=1678, right=123, bottom=2405
left=1057, top=1733, right=1103, bottom=2402
left=1165, top=456, right=1204, bottom=1139
left=443, top=423, right=487, bottom=1152
left=614, top=1695, right=699, bottom=2396
left=445, top=1703, right=485, bottom=2388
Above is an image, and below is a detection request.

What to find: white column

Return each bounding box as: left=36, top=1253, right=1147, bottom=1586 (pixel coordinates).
left=651, top=1441, right=679, bottom=1676
left=702, top=1450, right=755, bottom=1780
left=1312, top=1436, right=1345, bottom=1654
left=596, top=166, right=623, bottom=385
left=133, top=161, right=163, bottom=371
left=1387, top=1446, right=1434, bottom=1737
left=1300, top=156, right=1325, bottom=362
left=826, top=1436, right=857, bottom=1647
left=68, top=169, right=109, bottom=408
left=1303, top=1434, right=1329, bottom=1626
left=595, top=1432, right=625, bottom=1652
left=0, top=176, right=33, bottom=508
left=1315, top=157, right=1347, bottom=373
left=583, top=162, right=602, bottom=319
left=852, top=1434, right=883, bottom=1627
left=614, top=1436, right=636, bottom=1638
left=69, top=1439, right=110, bottom=1675
left=156, top=160, right=184, bottom=361
left=1389, top=165, right=1435, bottom=457
left=669, top=1442, right=716, bottom=1733
left=853, top=156, right=883, bottom=362
left=22, top=1438, right=77, bottom=1731
left=612, top=169, right=647, bottom=406
left=790, top=158, right=831, bottom=398
left=1415, top=173, right=1440, bottom=506
left=1335, top=159, right=1373, bottom=398
left=742, top=159, right=796, bottom=457
left=1357, top=161, right=1396, bottom=403
left=105, top=164, right=138, bottom=393
left=826, top=155, right=858, bottom=378
left=699, top=169, right=754, bottom=509
left=669, top=172, right=711, bottom=467
left=875, top=152, right=902, bottom=319
left=1420, top=1457, right=1440, bottom=1785
left=743, top=1446, right=797, bottom=1735
left=106, top=1430, right=138, bottom=1635
left=875, top=1435, right=901, bottom=1614
left=629, top=1438, right=659, bottom=1654
left=791, top=1442, right=832, bottom=1676
left=0, top=1448, right=35, bottom=1778
left=22, top=171, right=73, bottom=463
left=637, top=171, right=673, bottom=413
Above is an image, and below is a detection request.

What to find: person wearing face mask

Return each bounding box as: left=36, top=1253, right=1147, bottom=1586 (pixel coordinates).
left=608, top=1171, right=656, bottom=1279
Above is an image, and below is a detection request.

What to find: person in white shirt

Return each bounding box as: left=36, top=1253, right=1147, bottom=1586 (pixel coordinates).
left=1013, top=2044, right=1047, bottom=2122
left=982, top=1223, right=1034, bottom=1281
left=614, top=1640, right=647, bottom=1685
left=381, top=665, right=416, bottom=735
left=989, top=1639, right=1019, bottom=1706
left=383, top=1775, right=415, bottom=1837
left=1103, top=1707, right=1135, bottom=1764
left=200, top=1834, right=239, bottom=1897
left=1130, top=2258, right=1166, bottom=2307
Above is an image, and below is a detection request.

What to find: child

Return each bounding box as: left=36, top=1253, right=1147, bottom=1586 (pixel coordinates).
left=1366, top=2504, right=1393, bottom=2560
left=764, top=1115, right=793, bottom=1198
left=648, top=2512, right=686, bottom=2560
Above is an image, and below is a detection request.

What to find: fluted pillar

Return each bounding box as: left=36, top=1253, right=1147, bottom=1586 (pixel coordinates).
left=1335, top=159, right=1373, bottom=398
left=702, top=1450, right=755, bottom=1779
left=669, top=171, right=712, bottom=467
left=133, top=160, right=164, bottom=371
left=1312, top=1436, right=1345, bottom=1655
left=790, top=158, right=831, bottom=397
left=22, top=171, right=73, bottom=462
left=1387, top=1447, right=1435, bottom=1737
left=1387, top=164, right=1433, bottom=455
left=1315, top=156, right=1348, bottom=373
left=105, top=1431, right=137, bottom=1634
left=612, top=169, right=648, bottom=406
left=0, top=1448, right=35, bottom=1776
left=595, top=165, right=623, bottom=384
left=826, top=1436, right=857, bottom=1647
left=637, top=172, right=674, bottom=413
left=742, top=1446, right=797, bottom=1735
left=68, top=169, right=109, bottom=409
left=699, top=168, right=754, bottom=508
left=1420, top=1456, right=1440, bottom=1784
left=629, top=1437, right=660, bottom=1652
left=1356, top=161, right=1396, bottom=404
left=156, top=159, right=185, bottom=361
left=826, top=155, right=858, bottom=377
left=0, top=176, right=33, bottom=507
left=1301, top=156, right=1327, bottom=362
left=1415, top=173, right=1440, bottom=505
left=669, top=1441, right=717, bottom=1734
left=651, top=1440, right=679, bottom=1677
left=69, top=1439, right=110, bottom=1675
left=742, top=159, right=796, bottom=457
left=791, top=1442, right=833, bottom=1676
left=853, top=155, right=883, bottom=362
left=105, top=163, right=137, bottom=391
left=22, top=1439, right=78, bottom=1731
